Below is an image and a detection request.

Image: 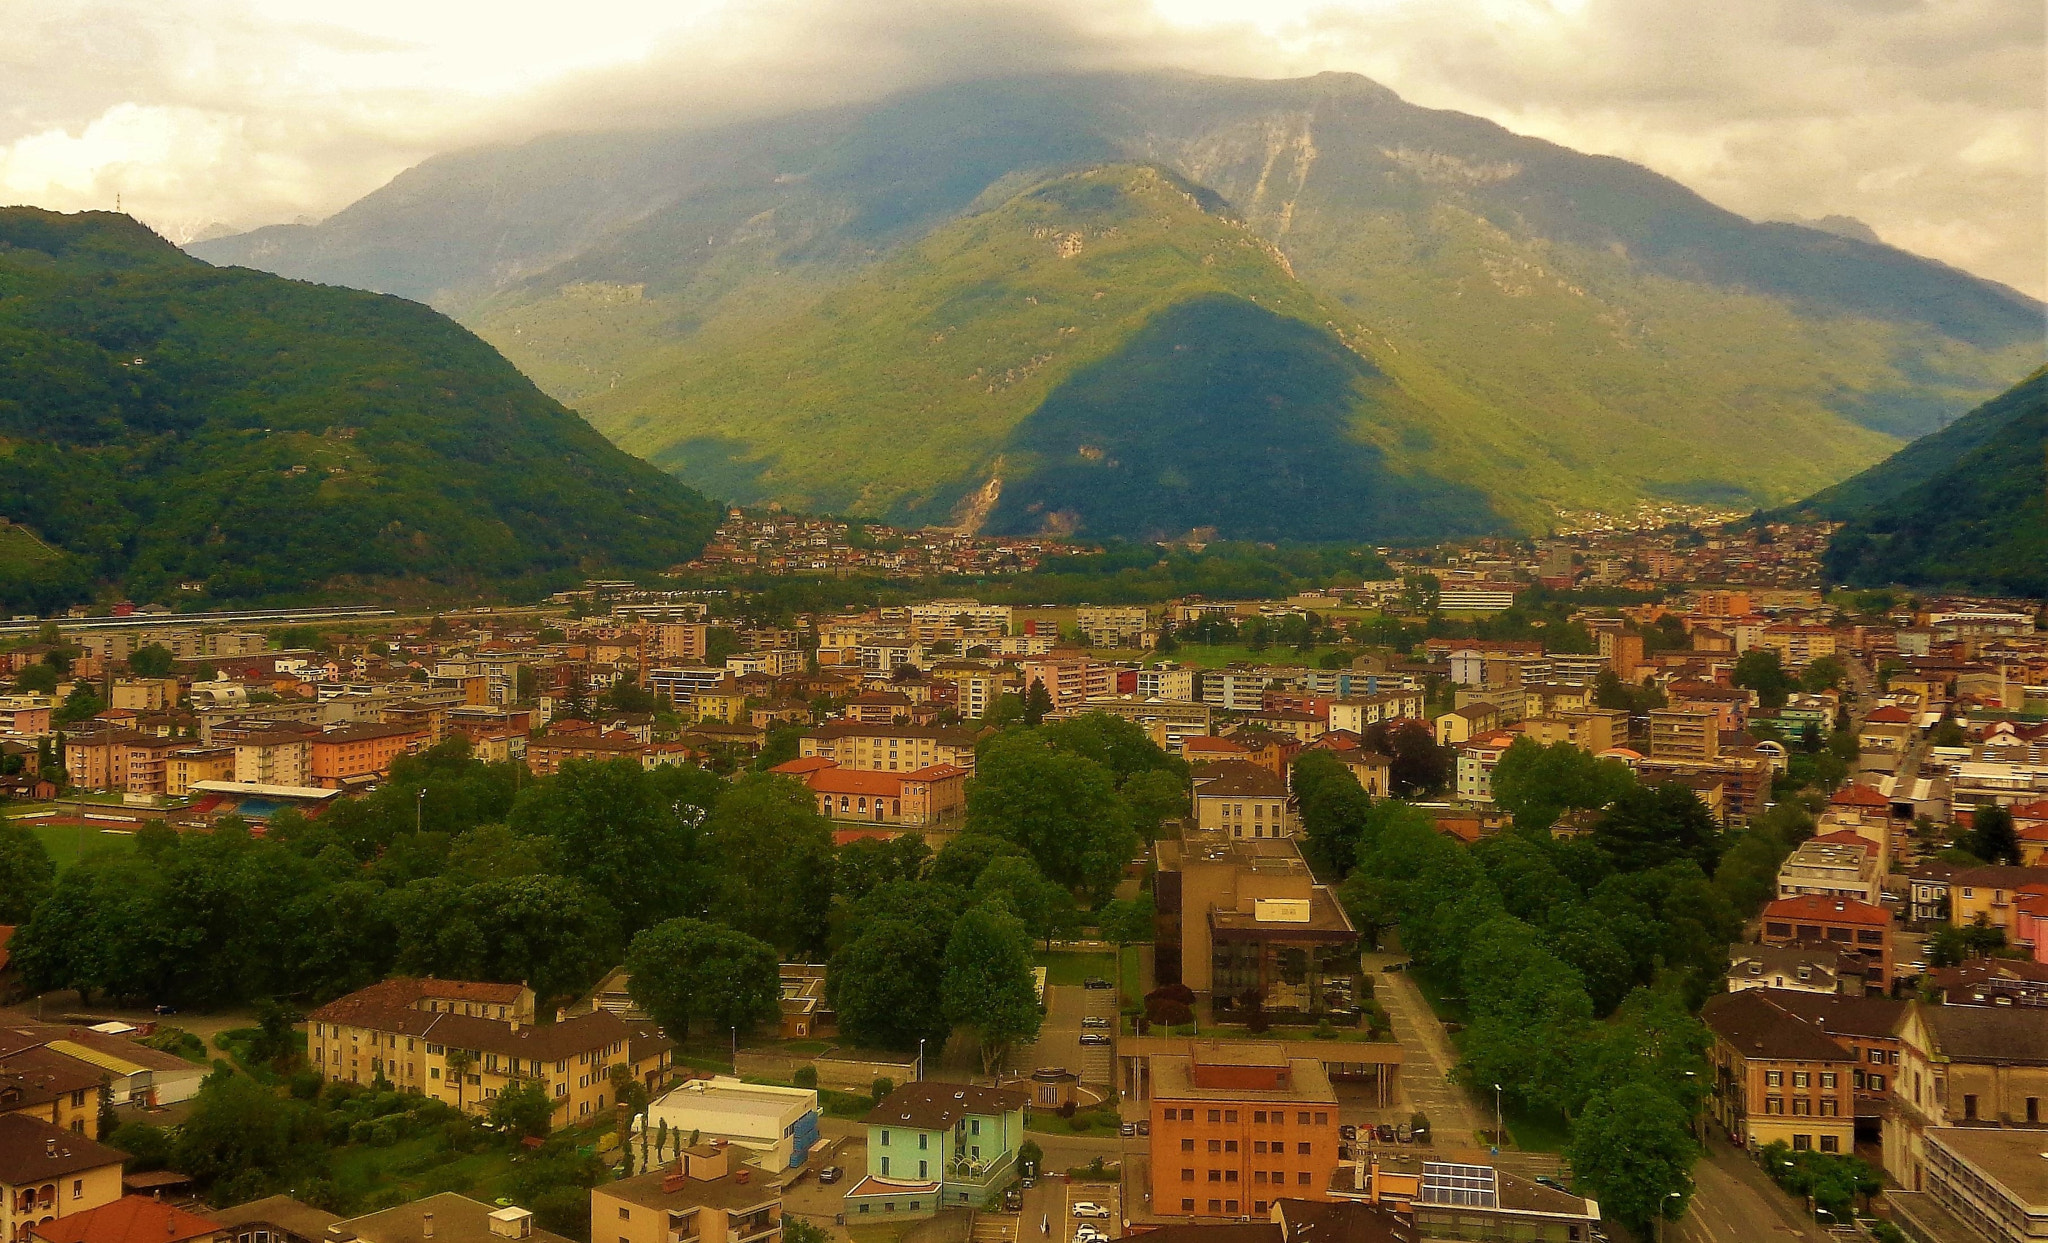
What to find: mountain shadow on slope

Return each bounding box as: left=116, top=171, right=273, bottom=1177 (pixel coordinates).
left=1814, top=368, right=2047, bottom=597
left=982, top=293, right=1499, bottom=542
left=0, top=209, right=719, bottom=611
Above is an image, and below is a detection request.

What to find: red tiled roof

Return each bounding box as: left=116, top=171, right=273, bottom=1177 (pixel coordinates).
left=902, top=764, right=965, bottom=782
left=32, top=1197, right=220, bottom=1243
left=805, top=767, right=906, bottom=797
left=1830, top=784, right=1890, bottom=809
left=1813, top=830, right=1878, bottom=856
left=770, top=757, right=839, bottom=776
left=1763, top=895, right=1890, bottom=926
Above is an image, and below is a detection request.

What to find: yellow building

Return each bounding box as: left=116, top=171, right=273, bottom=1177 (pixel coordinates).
left=590, top=1144, right=781, bottom=1243
left=799, top=723, right=979, bottom=773
left=1948, top=866, right=2048, bottom=932
left=305, top=978, right=671, bottom=1127
left=693, top=681, right=749, bottom=725
left=167, top=747, right=236, bottom=797
left=1191, top=760, right=1294, bottom=840
left=0, top=1115, right=126, bottom=1243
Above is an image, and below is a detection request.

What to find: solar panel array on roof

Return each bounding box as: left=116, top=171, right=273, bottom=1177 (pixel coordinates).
left=1420, top=1162, right=1497, bottom=1208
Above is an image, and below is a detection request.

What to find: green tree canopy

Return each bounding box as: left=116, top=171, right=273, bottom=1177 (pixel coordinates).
left=703, top=773, right=836, bottom=956
left=967, top=733, right=1137, bottom=901
left=625, top=917, right=781, bottom=1040
left=0, top=822, right=55, bottom=921
left=828, top=916, right=952, bottom=1052
left=942, top=903, right=1043, bottom=1074
left=1567, top=1082, right=1696, bottom=1234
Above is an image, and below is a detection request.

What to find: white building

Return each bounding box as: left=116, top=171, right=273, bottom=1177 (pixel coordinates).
left=647, top=1077, right=821, bottom=1170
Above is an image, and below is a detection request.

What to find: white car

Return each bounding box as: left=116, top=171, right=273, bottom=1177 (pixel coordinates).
left=1074, top=1228, right=1106, bottom=1243
left=1072, top=1203, right=1111, bottom=1219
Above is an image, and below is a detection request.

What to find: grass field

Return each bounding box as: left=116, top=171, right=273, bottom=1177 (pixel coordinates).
left=1036, top=950, right=1116, bottom=987
left=25, top=822, right=138, bottom=869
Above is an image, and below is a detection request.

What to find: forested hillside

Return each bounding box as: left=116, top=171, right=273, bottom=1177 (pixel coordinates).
left=0, top=209, right=718, bottom=611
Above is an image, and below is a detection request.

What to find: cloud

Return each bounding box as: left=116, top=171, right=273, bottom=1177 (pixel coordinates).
left=0, top=0, right=2040, bottom=295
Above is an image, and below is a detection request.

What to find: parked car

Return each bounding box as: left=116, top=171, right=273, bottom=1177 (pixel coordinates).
left=1075, top=1228, right=1107, bottom=1243
left=1073, top=1203, right=1111, bottom=1219
left=1395, top=1124, right=1411, bottom=1143
left=1535, top=1176, right=1569, bottom=1193
left=1081, top=1016, right=1110, bottom=1029
left=1338, top=1124, right=1358, bottom=1140
left=1120, top=1121, right=1136, bottom=1137
left=818, top=1166, right=843, bottom=1185
left=1004, top=1186, right=1024, bottom=1211
left=1083, top=976, right=1114, bottom=989
left=1080, top=1033, right=1112, bottom=1046
left=1376, top=1124, right=1396, bottom=1143
left=1380, top=961, right=1410, bottom=973
left=1136, top=1120, right=1149, bottom=1137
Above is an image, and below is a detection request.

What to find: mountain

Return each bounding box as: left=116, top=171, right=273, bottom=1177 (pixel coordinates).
left=1804, top=368, right=2047, bottom=597
left=192, top=71, right=2045, bottom=539
left=0, top=208, right=719, bottom=611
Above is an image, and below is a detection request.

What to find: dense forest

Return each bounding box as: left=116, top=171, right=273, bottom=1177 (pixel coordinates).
left=0, top=209, right=719, bottom=613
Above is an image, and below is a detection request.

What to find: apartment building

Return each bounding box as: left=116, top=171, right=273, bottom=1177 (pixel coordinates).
left=1074, top=607, right=1151, bottom=649
left=305, top=978, right=669, bottom=1126
left=648, top=667, right=728, bottom=710
left=1192, top=761, right=1295, bottom=841
left=1059, top=697, right=1211, bottom=756
left=524, top=734, right=698, bottom=778
left=308, top=724, right=419, bottom=789
left=1702, top=990, right=1856, bottom=1154
left=1325, top=692, right=1425, bottom=736
left=1647, top=709, right=1719, bottom=763
left=0, top=1115, right=125, bottom=1243
left=61, top=730, right=180, bottom=795
left=1760, top=896, right=1894, bottom=988
left=1888, top=1003, right=2048, bottom=1197
left=927, top=663, right=1001, bottom=720
left=799, top=723, right=979, bottom=774
left=1775, top=839, right=1882, bottom=904
left=593, top=1145, right=781, bottom=1243
left=1019, top=654, right=1113, bottom=711
left=1136, top=667, right=1199, bottom=703
left=0, top=698, right=52, bottom=740
left=1919, top=1127, right=2048, bottom=1243
left=845, top=1083, right=1029, bottom=1217
left=771, top=758, right=966, bottom=828
left=1147, top=1043, right=1341, bottom=1217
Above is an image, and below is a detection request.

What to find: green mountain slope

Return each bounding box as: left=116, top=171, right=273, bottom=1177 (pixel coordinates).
left=1812, top=368, right=2047, bottom=597
left=191, top=72, right=2046, bottom=531
left=578, top=163, right=1918, bottom=536
left=0, top=208, right=718, bottom=610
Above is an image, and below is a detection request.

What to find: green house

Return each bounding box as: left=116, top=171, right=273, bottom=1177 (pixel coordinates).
left=843, top=1082, right=1030, bottom=1218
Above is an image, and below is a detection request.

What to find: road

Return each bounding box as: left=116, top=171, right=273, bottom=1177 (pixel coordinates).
left=1361, top=951, right=1484, bottom=1148
left=1672, top=1140, right=1833, bottom=1243
left=1012, top=983, right=1116, bottom=1086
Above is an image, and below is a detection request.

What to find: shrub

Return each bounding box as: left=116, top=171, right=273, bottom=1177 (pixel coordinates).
left=871, top=1077, right=894, bottom=1104
left=287, top=1070, right=324, bottom=1100
left=793, top=1066, right=818, bottom=1089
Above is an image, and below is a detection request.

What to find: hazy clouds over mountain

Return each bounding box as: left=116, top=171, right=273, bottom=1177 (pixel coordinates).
left=2, top=0, right=2041, bottom=296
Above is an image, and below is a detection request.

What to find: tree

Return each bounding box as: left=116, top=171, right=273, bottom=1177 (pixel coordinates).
left=489, top=1078, right=556, bottom=1139
left=967, top=734, right=1136, bottom=901
left=171, top=1070, right=323, bottom=1190
left=1038, top=714, right=1182, bottom=787
left=1363, top=720, right=1452, bottom=797
left=55, top=684, right=103, bottom=725
left=1566, top=1082, right=1696, bottom=1234
left=127, top=644, right=175, bottom=677
left=942, top=904, right=1042, bottom=1074
left=930, top=833, right=1031, bottom=891
left=1023, top=680, right=1054, bottom=726
left=1490, top=739, right=1634, bottom=834
left=445, top=1049, right=474, bottom=1111
left=1592, top=783, right=1722, bottom=875
left=704, top=773, right=836, bottom=956
left=508, top=759, right=716, bottom=935
left=828, top=917, right=952, bottom=1052
left=626, top=917, right=780, bottom=1041
left=1120, top=769, right=1190, bottom=840
left=973, top=855, right=1073, bottom=950
left=0, top=823, right=55, bottom=921
left=1098, top=895, right=1155, bottom=950
left=610, top=1063, right=650, bottom=1154
left=837, top=835, right=931, bottom=907
left=384, top=873, right=620, bottom=1008
left=1801, top=656, right=1846, bottom=692
left=1969, top=805, right=2021, bottom=867
left=1292, top=752, right=1375, bottom=879
left=1733, top=649, right=1797, bottom=713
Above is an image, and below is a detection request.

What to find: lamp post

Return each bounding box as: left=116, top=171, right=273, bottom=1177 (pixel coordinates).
left=917, top=1038, right=926, bottom=1082
left=415, top=787, right=426, bottom=834
left=1492, top=1083, right=1502, bottom=1155
left=1655, top=1190, right=1682, bottom=1243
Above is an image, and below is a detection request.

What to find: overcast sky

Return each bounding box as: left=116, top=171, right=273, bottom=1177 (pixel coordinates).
left=3, top=0, right=2041, bottom=297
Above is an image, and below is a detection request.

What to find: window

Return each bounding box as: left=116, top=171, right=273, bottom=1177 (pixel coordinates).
left=1181, top=1170, right=1194, bottom=1182
left=1208, top=1140, right=1222, bottom=1153
left=919, top=1134, right=928, bottom=1150
left=1296, top=1112, right=1311, bottom=1125
left=1792, top=1099, right=1810, bottom=1116
left=1297, top=1173, right=1311, bottom=1185
left=1792, top=1073, right=1809, bottom=1089
left=1819, top=1100, right=1837, bottom=1117
left=2029, top=1098, right=2039, bottom=1124
left=1254, top=1172, right=1267, bottom=1185
left=1314, top=1112, right=1327, bottom=1125
left=1224, top=1171, right=1238, bottom=1183
left=1254, top=1142, right=1267, bottom=1155
left=919, top=1162, right=928, bottom=1179
left=1868, top=1049, right=1883, bottom=1063
left=1965, top=1094, right=1979, bottom=1121
left=1224, top=1141, right=1238, bottom=1153
left=1820, top=1073, right=1836, bottom=1089
left=1765, top=1071, right=1783, bottom=1087
left=618, top=1209, right=631, bottom=1221
left=1792, top=1134, right=1811, bottom=1151
left=1208, top=1171, right=1222, bottom=1183
left=1182, top=1139, right=1195, bottom=1152
left=1820, top=1136, right=1839, bottom=1154
left=881, top=1131, right=891, bottom=1147
left=70, top=1181, right=81, bottom=1200
left=1254, top=1112, right=1266, bottom=1124
left=1224, top=1110, right=1238, bottom=1123
left=1766, top=1097, right=1785, bottom=1115
left=1208, top=1201, right=1222, bottom=1213
left=1297, top=1143, right=1312, bottom=1155
left=881, top=1158, right=891, bottom=1176
left=1870, top=1074, right=1886, bottom=1093
left=1209, top=1110, right=1223, bottom=1123
left=1226, top=1201, right=1239, bottom=1214
left=1181, top=1201, right=1195, bottom=1212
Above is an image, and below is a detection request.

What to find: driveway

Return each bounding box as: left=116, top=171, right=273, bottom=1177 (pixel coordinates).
left=1014, top=984, right=1115, bottom=1086
left=1673, top=1139, right=1834, bottom=1243
left=1360, top=952, right=1484, bottom=1148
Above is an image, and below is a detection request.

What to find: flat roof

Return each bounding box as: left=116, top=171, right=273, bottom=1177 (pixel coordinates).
left=1150, top=1053, right=1336, bottom=1104
left=1930, top=1128, right=2048, bottom=1208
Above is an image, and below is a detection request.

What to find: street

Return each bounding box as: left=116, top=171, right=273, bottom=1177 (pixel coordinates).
left=1672, top=1139, right=1833, bottom=1243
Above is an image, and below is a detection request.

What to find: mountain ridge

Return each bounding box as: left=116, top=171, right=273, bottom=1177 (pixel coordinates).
left=191, top=70, right=2046, bottom=537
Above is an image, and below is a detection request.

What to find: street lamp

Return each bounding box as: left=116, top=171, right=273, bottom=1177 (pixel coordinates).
left=1492, top=1084, right=1502, bottom=1156
left=415, top=787, right=426, bottom=834
left=917, top=1038, right=926, bottom=1082
left=1655, top=1190, right=1682, bottom=1243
